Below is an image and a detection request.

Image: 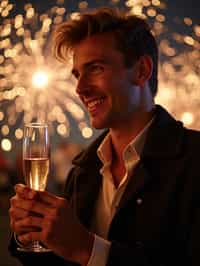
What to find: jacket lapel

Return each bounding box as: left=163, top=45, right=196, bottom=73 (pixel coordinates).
left=114, top=105, right=185, bottom=214
left=72, top=105, right=185, bottom=228
left=71, top=131, right=107, bottom=228
left=142, top=105, right=184, bottom=158
left=116, top=161, right=150, bottom=211
left=72, top=165, right=102, bottom=228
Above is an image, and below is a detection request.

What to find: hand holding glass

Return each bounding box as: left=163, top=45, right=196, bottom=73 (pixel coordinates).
left=17, top=123, right=51, bottom=252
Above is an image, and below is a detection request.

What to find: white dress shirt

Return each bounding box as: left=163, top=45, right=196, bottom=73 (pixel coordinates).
left=87, top=117, right=154, bottom=266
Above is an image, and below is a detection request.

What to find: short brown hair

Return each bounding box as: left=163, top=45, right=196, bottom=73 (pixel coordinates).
left=53, top=7, right=158, bottom=96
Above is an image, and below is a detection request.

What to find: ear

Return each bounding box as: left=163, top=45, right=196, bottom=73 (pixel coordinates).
left=132, top=55, right=153, bottom=88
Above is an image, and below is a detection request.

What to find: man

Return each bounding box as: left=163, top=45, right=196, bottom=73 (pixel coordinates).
left=9, top=7, right=200, bottom=266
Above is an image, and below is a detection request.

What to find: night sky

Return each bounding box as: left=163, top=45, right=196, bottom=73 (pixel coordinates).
left=6, top=0, right=199, bottom=62
left=7, top=0, right=200, bottom=20
left=6, top=0, right=199, bottom=34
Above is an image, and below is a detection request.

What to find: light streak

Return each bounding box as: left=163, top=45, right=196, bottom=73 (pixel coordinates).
left=0, top=1, right=91, bottom=153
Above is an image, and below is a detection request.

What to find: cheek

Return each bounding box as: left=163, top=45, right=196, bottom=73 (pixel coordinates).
left=97, top=73, right=133, bottom=103
left=115, top=80, right=133, bottom=99
left=117, top=84, right=139, bottom=109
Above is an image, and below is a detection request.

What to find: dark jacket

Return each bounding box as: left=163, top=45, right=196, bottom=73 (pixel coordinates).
left=9, top=105, right=200, bottom=265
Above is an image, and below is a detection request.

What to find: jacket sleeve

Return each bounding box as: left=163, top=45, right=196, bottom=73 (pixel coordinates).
left=107, top=241, right=150, bottom=266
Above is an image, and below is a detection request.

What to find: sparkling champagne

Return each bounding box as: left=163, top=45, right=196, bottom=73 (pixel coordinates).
left=18, top=123, right=51, bottom=253
left=24, top=158, right=49, bottom=191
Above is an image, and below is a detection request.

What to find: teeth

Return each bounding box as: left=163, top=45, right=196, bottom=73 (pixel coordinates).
left=87, top=98, right=104, bottom=108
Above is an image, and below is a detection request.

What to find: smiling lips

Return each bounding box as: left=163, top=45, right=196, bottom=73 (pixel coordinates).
left=85, top=97, right=105, bottom=113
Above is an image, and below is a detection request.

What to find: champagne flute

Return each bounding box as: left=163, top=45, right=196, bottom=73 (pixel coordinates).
left=17, top=122, right=51, bottom=252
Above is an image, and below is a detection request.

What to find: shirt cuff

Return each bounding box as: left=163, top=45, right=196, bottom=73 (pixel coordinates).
left=87, top=234, right=111, bottom=266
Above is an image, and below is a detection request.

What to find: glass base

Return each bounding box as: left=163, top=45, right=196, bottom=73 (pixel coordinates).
left=17, top=242, right=51, bottom=253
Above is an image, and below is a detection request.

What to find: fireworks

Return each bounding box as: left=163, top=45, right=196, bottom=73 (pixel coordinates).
left=0, top=0, right=91, bottom=153
left=0, top=0, right=200, bottom=154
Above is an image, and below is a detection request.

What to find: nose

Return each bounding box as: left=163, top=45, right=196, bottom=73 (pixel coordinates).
left=75, top=75, right=90, bottom=96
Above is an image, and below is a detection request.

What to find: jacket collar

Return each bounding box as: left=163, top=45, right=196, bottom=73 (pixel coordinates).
left=111, top=105, right=185, bottom=224
left=71, top=105, right=185, bottom=228
left=142, top=105, right=184, bottom=158
left=72, top=130, right=108, bottom=168
left=73, top=105, right=184, bottom=167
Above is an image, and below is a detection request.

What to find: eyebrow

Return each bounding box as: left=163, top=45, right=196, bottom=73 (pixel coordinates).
left=71, top=58, right=108, bottom=77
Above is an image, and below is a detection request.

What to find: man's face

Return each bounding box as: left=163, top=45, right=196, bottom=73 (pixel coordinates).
left=72, top=33, right=141, bottom=129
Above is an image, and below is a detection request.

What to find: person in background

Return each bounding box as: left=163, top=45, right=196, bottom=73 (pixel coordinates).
left=8, top=7, right=200, bottom=266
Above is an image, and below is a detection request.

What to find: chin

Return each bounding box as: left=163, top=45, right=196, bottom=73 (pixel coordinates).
left=90, top=118, right=108, bottom=130
left=91, top=122, right=106, bottom=130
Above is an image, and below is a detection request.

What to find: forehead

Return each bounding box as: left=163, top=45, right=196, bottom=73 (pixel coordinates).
left=73, top=33, right=123, bottom=67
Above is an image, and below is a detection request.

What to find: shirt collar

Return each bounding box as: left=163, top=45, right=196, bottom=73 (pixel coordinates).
left=97, top=116, right=155, bottom=165
left=97, top=133, right=112, bottom=165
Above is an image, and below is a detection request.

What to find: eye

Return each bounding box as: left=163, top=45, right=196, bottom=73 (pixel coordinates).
left=72, top=70, right=79, bottom=80
left=88, top=64, right=104, bottom=74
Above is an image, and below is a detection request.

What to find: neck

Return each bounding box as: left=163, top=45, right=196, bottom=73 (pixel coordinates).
left=110, top=107, right=155, bottom=162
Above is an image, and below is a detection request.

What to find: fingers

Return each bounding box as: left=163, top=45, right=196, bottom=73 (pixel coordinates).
left=14, top=184, right=37, bottom=199
left=11, top=184, right=70, bottom=223
left=13, top=216, right=42, bottom=236
left=11, top=185, right=52, bottom=216
left=17, top=217, right=49, bottom=244
left=9, top=206, right=29, bottom=231
left=12, top=196, right=50, bottom=216
left=9, top=195, right=30, bottom=233
left=13, top=225, right=39, bottom=236
left=9, top=205, right=29, bottom=221
left=37, top=191, right=67, bottom=208
left=37, top=190, right=62, bottom=206
left=15, top=216, right=42, bottom=230
left=18, top=231, right=41, bottom=244
left=15, top=183, right=68, bottom=208
left=11, top=216, right=42, bottom=236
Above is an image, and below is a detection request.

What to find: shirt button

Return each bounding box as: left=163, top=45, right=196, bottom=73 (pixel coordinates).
left=136, top=198, right=143, bottom=205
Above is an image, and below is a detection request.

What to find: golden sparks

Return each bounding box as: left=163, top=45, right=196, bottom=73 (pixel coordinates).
left=0, top=0, right=200, bottom=154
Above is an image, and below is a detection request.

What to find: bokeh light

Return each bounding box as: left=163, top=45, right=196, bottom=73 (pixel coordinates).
left=32, top=71, right=49, bottom=89
left=181, top=112, right=194, bottom=126
left=1, top=138, right=12, bottom=151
